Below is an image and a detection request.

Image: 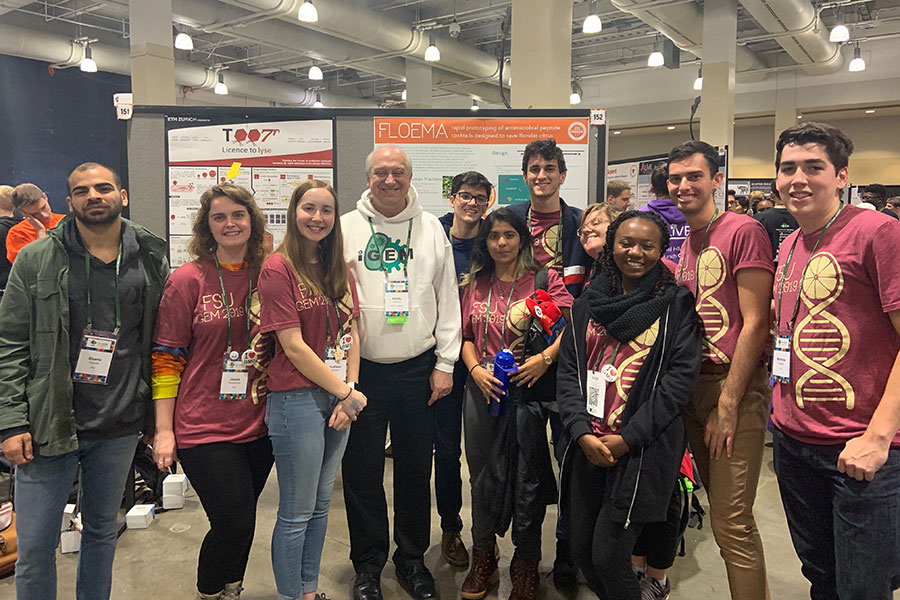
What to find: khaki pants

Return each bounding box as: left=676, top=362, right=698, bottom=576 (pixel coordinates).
left=683, top=364, right=771, bottom=600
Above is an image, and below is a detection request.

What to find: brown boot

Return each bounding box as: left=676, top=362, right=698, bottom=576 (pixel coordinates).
left=461, top=546, right=499, bottom=599
left=441, top=530, right=470, bottom=567
left=509, top=557, right=540, bottom=600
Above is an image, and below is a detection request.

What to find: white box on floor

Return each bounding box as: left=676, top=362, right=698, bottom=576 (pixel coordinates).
left=62, top=503, right=76, bottom=531
left=60, top=530, right=81, bottom=553
left=162, top=473, right=188, bottom=495
left=125, top=504, right=155, bottom=529
left=162, top=494, right=184, bottom=510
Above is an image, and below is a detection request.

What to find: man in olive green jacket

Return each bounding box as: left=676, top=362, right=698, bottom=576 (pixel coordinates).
left=0, top=163, right=168, bottom=600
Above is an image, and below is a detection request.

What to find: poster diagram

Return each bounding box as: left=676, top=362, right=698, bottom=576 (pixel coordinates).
left=374, top=116, right=591, bottom=218
left=165, top=118, right=334, bottom=267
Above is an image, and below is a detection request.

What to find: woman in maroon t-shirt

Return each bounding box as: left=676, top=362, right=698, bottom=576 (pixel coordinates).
left=152, top=183, right=273, bottom=599
left=257, top=180, right=365, bottom=600
left=458, top=208, right=572, bottom=600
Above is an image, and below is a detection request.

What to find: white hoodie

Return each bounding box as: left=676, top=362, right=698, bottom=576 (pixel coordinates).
left=342, top=185, right=461, bottom=372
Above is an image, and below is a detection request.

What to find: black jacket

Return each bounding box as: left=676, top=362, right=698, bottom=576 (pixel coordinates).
left=556, top=285, right=701, bottom=525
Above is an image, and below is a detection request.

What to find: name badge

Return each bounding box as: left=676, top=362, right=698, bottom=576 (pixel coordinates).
left=772, top=335, right=792, bottom=384
left=586, top=370, right=606, bottom=419
left=220, top=351, right=249, bottom=400
left=384, top=278, right=410, bottom=324
left=73, top=329, right=118, bottom=385
left=324, top=346, right=348, bottom=381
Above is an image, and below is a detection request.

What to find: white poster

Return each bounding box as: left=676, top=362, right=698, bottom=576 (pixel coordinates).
left=165, top=118, right=334, bottom=267
left=373, top=116, right=591, bottom=218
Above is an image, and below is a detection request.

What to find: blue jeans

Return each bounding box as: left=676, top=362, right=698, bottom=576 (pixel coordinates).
left=773, top=427, right=900, bottom=600
left=14, top=434, right=138, bottom=600
left=267, top=388, right=349, bottom=599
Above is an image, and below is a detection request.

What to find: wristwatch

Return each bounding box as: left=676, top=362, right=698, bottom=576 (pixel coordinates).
left=540, top=351, right=553, bottom=365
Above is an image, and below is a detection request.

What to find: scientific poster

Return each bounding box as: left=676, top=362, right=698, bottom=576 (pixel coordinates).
left=165, top=117, right=334, bottom=267
left=373, top=116, right=591, bottom=217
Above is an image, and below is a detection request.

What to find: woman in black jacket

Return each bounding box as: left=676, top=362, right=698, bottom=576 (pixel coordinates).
left=556, top=211, right=702, bottom=599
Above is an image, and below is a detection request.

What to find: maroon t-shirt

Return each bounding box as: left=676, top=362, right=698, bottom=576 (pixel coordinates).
left=584, top=318, right=659, bottom=435
left=530, top=208, right=563, bottom=275
left=258, top=253, right=360, bottom=392
left=676, top=211, right=774, bottom=364
left=154, top=262, right=268, bottom=449
left=461, top=269, right=572, bottom=364
left=772, top=206, right=900, bottom=445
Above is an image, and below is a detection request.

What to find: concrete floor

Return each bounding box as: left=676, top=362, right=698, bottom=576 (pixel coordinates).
left=1, top=434, right=894, bottom=599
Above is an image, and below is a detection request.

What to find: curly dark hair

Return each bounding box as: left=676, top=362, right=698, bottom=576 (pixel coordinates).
left=597, top=210, right=676, bottom=297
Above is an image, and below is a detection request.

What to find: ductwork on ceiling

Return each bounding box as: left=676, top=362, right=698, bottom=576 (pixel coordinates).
left=737, top=0, right=843, bottom=74
left=0, top=22, right=377, bottom=107
left=609, top=0, right=770, bottom=80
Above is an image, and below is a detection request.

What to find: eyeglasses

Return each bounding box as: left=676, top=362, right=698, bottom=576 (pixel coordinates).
left=577, top=218, right=609, bottom=237
left=455, top=191, right=489, bottom=206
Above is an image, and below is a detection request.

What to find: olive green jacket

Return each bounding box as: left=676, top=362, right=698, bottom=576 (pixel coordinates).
left=0, top=217, right=168, bottom=456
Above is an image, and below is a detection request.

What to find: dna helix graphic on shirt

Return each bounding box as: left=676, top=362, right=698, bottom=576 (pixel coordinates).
left=695, top=247, right=731, bottom=364
left=792, top=252, right=854, bottom=410
left=606, top=318, right=659, bottom=432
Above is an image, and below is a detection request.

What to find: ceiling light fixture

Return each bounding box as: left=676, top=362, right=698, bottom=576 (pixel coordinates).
left=471, top=99, right=479, bottom=111
left=214, top=71, right=228, bottom=95
left=848, top=44, right=866, bottom=72
left=313, top=92, right=324, bottom=108
left=80, top=44, right=97, bottom=73
left=613, top=130, right=622, bottom=135
left=174, top=31, right=193, bottom=51
left=693, top=67, right=703, bottom=90
left=569, top=79, right=583, bottom=105
left=829, top=10, right=850, bottom=43
left=308, top=60, right=323, bottom=81
left=401, top=89, right=407, bottom=101
left=298, top=0, right=318, bottom=23
left=424, top=33, right=441, bottom=62
left=667, top=126, right=676, bottom=130
left=865, top=109, right=876, bottom=114
left=648, top=36, right=664, bottom=67
left=583, top=0, right=602, bottom=34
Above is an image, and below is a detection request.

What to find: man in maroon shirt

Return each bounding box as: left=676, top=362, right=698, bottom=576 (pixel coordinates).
left=771, top=122, right=900, bottom=599
left=668, top=140, right=774, bottom=600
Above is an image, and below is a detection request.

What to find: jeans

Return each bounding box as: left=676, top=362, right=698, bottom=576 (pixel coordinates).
left=266, top=387, right=349, bottom=599
left=773, top=428, right=900, bottom=600
left=14, top=434, right=138, bottom=600
left=178, top=437, right=273, bottom=595
left=342, top=350, right=436, bottom=574
left=432, top=360, right=465, bottom=533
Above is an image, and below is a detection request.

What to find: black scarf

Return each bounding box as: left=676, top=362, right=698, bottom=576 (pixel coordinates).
left=586, top=262, right=679, bottom=342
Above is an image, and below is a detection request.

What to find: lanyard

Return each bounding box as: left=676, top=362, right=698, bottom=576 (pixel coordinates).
left=84, top=241, right=123, bottom=333
left=679, top=207, right=719, bottom=297
left=215, top=261, right=252, bottom=353
left=775, top=204, right=843, bottom=333
left=526, top=206, right=563, bottom=265
left=591, top=333, right=623, bottom=372
left=481, top=274, right=518, bottom=362
left=324, top=296, right=349, bottom=345
left=368, top=217, right=413, bottom=277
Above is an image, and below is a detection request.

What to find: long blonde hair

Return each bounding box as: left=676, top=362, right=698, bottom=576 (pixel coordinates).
left=275, top=180, right=348, bottom=300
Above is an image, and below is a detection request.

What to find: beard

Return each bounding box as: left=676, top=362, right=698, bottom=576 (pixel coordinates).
left=73, top=199, right=123, bottom=226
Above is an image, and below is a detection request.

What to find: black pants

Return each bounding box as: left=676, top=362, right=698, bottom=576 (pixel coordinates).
left=632, top=480, right=686, bottom=570
left=568, top=445, right=643, bottom=600
left=433, top=360, right=466, bottom=533
left=342, top=349, right=436, bottom=573
left=178, top=436, right=274, bottom=595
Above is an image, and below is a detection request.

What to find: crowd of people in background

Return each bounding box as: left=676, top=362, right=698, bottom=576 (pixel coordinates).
left=2, top=120, right=900, bottom=600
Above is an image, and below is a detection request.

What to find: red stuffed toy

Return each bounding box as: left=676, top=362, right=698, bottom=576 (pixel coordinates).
left=525, top=289, right=563, bottom=337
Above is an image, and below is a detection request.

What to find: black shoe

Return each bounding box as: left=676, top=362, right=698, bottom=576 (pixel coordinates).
left=395, top=562, right=438, bottom=599
left=353, top=572, right=383, bottom=600
left=552, top=539, right=577, bottom=592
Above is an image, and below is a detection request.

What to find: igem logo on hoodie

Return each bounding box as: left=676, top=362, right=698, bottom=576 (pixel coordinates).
left=359, top=233, right=412, bottom=272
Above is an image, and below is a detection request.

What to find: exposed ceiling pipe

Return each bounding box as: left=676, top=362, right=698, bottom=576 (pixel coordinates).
left=0, top=0, right=34, bottom=17
left=737, top=0, right=843, bottom=74
left=0, top=22, right=376, bottom=107
left=219, top=0, right=510, bottom=84
left=608, top=0, right=770, bottom=81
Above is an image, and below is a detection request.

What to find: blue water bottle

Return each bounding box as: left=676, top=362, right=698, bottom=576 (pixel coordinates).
left=490, top=348, right=518, bottom=418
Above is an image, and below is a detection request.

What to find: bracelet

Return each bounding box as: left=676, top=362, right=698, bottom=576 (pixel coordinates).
left=340, top=387, right=353, bottom=401
left=468, top=363, right=480, bottom=375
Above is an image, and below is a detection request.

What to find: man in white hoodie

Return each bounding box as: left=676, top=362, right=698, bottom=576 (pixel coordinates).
left=341, top=145, right=462, bottom=600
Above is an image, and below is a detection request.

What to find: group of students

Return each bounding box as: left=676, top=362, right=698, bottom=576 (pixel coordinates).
left=1, top=119, right=899, bottom=600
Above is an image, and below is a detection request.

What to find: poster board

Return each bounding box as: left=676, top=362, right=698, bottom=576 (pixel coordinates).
left=164, top=116, right=335, bottom=267
left=373, top=116, right=592, bottom=217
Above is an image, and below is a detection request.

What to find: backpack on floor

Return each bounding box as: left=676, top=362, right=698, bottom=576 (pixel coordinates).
left=0, top=470, right=16, bottom=577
